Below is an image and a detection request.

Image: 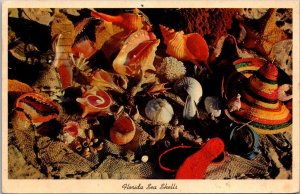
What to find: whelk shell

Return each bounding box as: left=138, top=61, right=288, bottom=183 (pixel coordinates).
left=76, top=87, right=112, bottom=118
left=175, top=77, right=203, bottom=120
left=110, top=115, right=136, bottom=145
left=145, top=98, right=174, bottom=124
left=112, top=30, right=160, bottom=76
left=160, top=25, right=209, bottom=67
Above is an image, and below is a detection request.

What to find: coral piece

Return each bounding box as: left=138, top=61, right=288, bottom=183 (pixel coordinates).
left=157, top=57, right=186, bottom=82
left=76, top=87, right=112, bottom=118
left=112, top=30, right=160, bottom=77
left=160, top=25, right=209, bottom=67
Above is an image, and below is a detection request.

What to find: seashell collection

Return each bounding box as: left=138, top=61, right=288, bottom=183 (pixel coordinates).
left=7, top=8, right=293, bottom=180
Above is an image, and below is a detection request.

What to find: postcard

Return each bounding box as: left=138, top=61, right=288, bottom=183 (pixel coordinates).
left=2, top=0, right=299, bottom=193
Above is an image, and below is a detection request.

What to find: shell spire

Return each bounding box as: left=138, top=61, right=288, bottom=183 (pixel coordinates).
left=159, top=25, right=209, bottom=68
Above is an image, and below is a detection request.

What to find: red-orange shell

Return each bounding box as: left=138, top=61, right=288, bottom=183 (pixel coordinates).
left=110, top=115, right=136, bottom=145
left=160, top=25, right=209, bottom=66
left=76, top=88, right=112, bottom=118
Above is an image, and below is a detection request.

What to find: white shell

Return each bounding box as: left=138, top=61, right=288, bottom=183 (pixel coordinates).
left=175, top=77, right=203, bottom=120
left=204, top=96, right=222, bottom=120
left=145, top=98, right=174, bottom=124
left=175, top=77, right=202, bottom=104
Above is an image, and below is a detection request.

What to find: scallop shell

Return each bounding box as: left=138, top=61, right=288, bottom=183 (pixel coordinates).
left=175, top=77, right=203, bottom=120
left=110, top=115, right=136, bottom=145
left=76, top=87, right=112, bottom=118
left=160, top=25, right=209, bottom=66
left=145, top=98, right=174, bottom=124
left=112, top=30, right=160, bottom=76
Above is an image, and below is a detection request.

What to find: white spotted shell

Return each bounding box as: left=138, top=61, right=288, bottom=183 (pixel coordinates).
left=145, top=98, right=174, bottom=124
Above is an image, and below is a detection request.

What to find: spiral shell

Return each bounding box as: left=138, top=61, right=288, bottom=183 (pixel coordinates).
left=175, top=77, right=203, bottom=120
left=160, top=25, right=209, bottom=66
left=145, top=98, right=174, bottom=124
left=76, top=87, right=112, bottom=118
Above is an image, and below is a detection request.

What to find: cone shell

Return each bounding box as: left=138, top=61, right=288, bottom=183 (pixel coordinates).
left=110, top=115, right=136, bottom=145
left=76, top=88, right=112, bottom=118
left=112, top=30, right=160, bottom=76
left=160, top=25, right=209, bottom=64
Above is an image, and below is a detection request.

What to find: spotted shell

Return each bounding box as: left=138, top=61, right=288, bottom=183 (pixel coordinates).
left=160, top=25, right=209, bottom=66
left=145, top=98, right=174, bottom=124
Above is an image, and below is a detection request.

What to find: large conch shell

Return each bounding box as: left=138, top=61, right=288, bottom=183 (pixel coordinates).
left=160, top=25, right=209, bottom=67
left=112, top=30, right=160, bottom=76
left=76, top=87, right=112, bottom=118
left=90, top=69, right=124, bottom=93
left=91, top=9, right=152, bottom=31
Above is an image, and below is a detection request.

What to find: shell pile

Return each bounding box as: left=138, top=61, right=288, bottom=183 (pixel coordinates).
left=8, top=8, right=293, bottom=180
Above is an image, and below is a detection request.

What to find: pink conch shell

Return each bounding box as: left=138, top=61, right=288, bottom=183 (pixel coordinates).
left=112, top=30, right=160, bottom=76
left=76, top=87, right=112, bottom=118
left=91, top=9, right=152, bottom=31
left=160, top=25, right=209, bottom=67
left=110, top=115, right=136, bottom=145
left=90, top=69, right=124, bottom=93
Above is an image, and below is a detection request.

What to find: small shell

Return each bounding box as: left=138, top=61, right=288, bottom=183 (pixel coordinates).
left=112, top=30, right=160, bottom=76
left=175, top=77, right=203, bottom=120
left=158, top=57, right=186, bottom=82
left=110, top=115, right=136, bottom=145
left=160, top=25, right=209, bottom=66
left=145, top=98, right=174, bottom=124
left=242, top=8, right=268, bottom=19
left=204, top=96, right=222, bottom=120
left=278, top=84, right=292, bottom=101
left=76, top=87, right=112, bottom=118
left=227, top=94, right=241, bottom=112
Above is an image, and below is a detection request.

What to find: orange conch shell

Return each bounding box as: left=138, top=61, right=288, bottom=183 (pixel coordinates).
left=112, top=30, right=160, bottom=76
left=160, top=25, right=209, bottom=66
left=110, top=115, right=136, bottom=145
left=91, top=9, right=152, bottom=32
left=90, top=69, right=124, bottom=93
left=76, top=87, right=112, bottom=118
